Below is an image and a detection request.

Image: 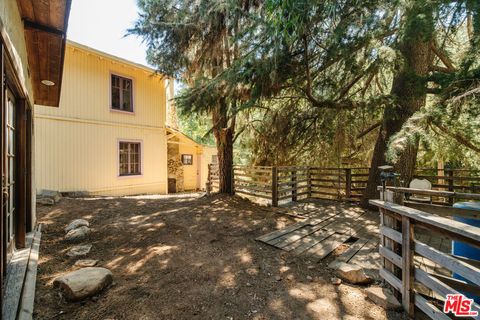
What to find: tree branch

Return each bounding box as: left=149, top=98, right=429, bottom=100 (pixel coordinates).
left=432, top=123, right=480, bottom=153
left=356, top=120, right=382, bottom=139
left=430, top=42, right=456, bottom=72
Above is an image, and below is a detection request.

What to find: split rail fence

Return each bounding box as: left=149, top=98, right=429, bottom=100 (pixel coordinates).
left=207, top=165, right=480, bottom=206
left=370, top=188, right=480, bottom=319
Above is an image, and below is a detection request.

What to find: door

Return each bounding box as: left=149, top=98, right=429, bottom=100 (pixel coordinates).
left=196, top=154, right=201, bottom=190
left=4, top=88, right=15, bottom=253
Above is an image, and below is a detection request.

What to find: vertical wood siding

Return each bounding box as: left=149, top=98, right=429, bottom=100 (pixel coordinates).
left=34, top=44, right=168, bottom=196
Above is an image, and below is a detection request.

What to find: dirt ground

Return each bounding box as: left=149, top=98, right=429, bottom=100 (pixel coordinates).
left=34, top=193, right=406, bottom=320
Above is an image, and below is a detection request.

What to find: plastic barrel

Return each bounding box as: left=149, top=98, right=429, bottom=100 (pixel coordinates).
left=451, top=201, right=480, bottom=303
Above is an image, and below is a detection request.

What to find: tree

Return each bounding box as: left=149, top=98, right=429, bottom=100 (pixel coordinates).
left=130, top=0, right=261, bottom=194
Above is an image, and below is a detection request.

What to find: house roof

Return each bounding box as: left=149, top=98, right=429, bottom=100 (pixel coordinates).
left=66, top=40, right=162, bottom=76
left=166, top=125, right=215, bottom=149
left=17, top=0, right=72, bottom=107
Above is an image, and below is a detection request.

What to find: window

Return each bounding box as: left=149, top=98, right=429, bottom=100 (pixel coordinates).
left=211, top=155, right=218, bottom=164
left=119, top=141, right=141, bottom=176
left=181, top=154, right=193, bottom=165
left=111, top=74, right=133, bottom=112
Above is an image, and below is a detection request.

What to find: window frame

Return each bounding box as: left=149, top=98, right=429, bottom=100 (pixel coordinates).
left=181, top=154, right=193, bottom=165
left=117, top=139, right=143, bottom=178
left=110, top=72, right=135, bottom=114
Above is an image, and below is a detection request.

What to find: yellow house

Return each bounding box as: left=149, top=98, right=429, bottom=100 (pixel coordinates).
left=35, top=41, right=217, bottom=196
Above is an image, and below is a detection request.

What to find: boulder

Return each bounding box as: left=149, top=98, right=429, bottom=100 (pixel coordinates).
left=38, top=190, right=62, bottom=203
left=67, top=244, right=92, bottom=257
left=74, top=259, right=98, bottom=267
left=65, top=226, right=90, bottom=242
left=53, top=267, right=113, bottom=301
left=65, top=219, right=90, bottom=233
left=331, top=262, right=373, bottom=285
left=365, top=287, right=402, bottom=311
left=37, top=197, right=55, bottom=206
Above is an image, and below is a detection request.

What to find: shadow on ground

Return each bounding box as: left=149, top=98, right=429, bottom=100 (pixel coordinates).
left=34, top=193, right=406, bottom=320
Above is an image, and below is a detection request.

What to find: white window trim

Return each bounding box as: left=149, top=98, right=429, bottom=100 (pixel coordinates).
left=117, top=139, right=144, bottom=178
left=109, top=71, right=135, bottom=114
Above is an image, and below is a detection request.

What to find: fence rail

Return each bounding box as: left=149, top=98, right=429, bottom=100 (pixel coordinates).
left=370, top=188, right=480, bottom=319
left=208, top=165, right=480, bottom=207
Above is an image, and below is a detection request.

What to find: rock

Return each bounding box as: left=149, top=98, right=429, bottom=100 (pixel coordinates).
left=67, top=244, right=92, bottom=257
left=307, top=265, right=315, bottom=270
left=275, top=276, right=282, bottom=281
left=365, top=287, right=402, bottom=311
left=63, top=191, right=89, bottom=198
left=75, top=259, right=98, bottom=267
left=286, top=274, right=295, bottom=281
left=306, top=275, right=313, bottom=281
left=53, top=267, right=113, bottom=301
left=37, top=197, right=55, bottom=206
left=332, top=262, right=373, bottom=285
left=65, top=226, right=91, bottom=242
left=65, top=219, right=90, bottom=233
left=331, top=277, right=342, bottom=285
left=246, top=282, right=253, bottom=287
left=38, top=190, right=62, bottom=203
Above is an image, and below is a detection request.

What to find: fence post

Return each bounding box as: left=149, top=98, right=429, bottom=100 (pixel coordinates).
left=307, top=167, right=312, bottom=198
left=447, top=169, right=454, bottom=205
left=401, top=216, right=415, bottom=318
left=206, top=164, right=212, bottom=195
left=382, top=184, right=402, bottom=300
left=291, top=168, right=297, bottom=202
left=345, top=168, right=352, bottom=199
left=231, top=165, right=235, bottom=195
left=272, top=167, right=278, bottom=207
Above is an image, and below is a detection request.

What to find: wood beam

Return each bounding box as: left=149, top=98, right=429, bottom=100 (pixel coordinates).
left=23, top=19, right=64, bottom=36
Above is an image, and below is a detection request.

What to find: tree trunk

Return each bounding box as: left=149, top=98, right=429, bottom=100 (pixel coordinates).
left=212, top=100, right=235, bottom=194
left=362, top=1, right=434, bottom=207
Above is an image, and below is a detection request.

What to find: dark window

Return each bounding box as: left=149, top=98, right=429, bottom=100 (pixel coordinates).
left=111, top=74, right=133, bottom=112
left=181, top=154, right=193, bottom=165
left=119, top=142, right=141, bottom=176
left=211, top=155, right=218, bottom=164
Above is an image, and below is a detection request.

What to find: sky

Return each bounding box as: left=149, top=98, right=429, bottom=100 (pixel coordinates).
left=67, top=0, right=150, bottom=67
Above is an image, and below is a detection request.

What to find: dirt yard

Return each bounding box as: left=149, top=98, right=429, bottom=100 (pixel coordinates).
left=34, top=193, right=406, bottom=320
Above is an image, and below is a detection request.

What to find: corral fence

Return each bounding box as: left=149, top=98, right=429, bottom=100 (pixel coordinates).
left=207, top=165, right=480, bottom=206
left=370, top=187, right=480, bottom=319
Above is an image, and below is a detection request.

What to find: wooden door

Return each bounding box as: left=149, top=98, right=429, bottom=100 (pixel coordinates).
left=4, top=88, right=15, bottom=254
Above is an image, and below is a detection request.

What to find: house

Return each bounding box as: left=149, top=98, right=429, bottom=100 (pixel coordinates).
left=34, top=41, right=217, bottom=196
left=0, top=0, right=71, bottom=317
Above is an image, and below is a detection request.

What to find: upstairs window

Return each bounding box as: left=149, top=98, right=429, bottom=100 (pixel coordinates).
left=111, top=74, right=133, bottom=112
left=181, top=154, right=193, bottom=165
left=119, top=141, right=141, bottom=176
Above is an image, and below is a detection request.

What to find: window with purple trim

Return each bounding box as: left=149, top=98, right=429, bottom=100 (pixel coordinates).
left=111, top=74, right=133, bottom=112
left=119, top=142, right=141, bottom=176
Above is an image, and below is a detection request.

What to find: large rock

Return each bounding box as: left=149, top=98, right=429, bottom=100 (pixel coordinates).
left=65, top=219, right=90, bottom=233
left=67, top=244, right=92, bottom=257
left=38, top=190, right=62, bottom=203
left=331, top=262, right=373, bottom=285
left=53, top=267, right=113, bottom=301
left=365, top=287, right=402, bottom=311
left=37, top=197, right=55, bottom=206
left=65, top=226, right=91, bottom=242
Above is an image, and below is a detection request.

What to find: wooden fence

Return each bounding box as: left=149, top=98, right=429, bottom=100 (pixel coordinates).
left=370, top=188, right=480, bottom=319
left=207, top=165, right=370, bottom=206
left=207, top=165, right=480, bottom=207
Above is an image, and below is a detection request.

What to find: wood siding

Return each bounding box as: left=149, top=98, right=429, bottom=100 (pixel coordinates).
left=34, top=43, right=168, bottom=195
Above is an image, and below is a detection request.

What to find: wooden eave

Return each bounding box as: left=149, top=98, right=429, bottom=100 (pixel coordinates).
left=17, top=0, right=72, bottom=107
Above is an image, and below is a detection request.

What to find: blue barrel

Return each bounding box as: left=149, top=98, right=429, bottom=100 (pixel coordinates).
left=452, top=201, right=480, bottom=302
